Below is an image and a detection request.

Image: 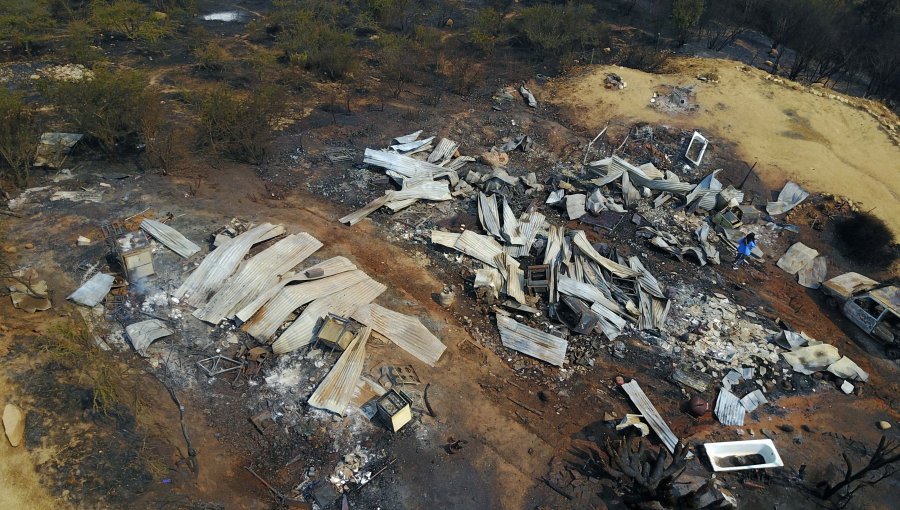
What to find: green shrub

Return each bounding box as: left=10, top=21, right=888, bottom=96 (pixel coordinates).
left=280, top=15, right=356, bottom=79
left=61, top=19, right=101, bottom=64
left=0, top=89, right=40, bottom=187
left=90, top=0, right=147, bottom=40
left=0, top=0, right=55, bottom=55
left=195, top=85, right=283, bottom=164
left=469, top=7, right=504, bottom=55
left=45, top=66, right=160, bottom=156
left=516, top=2, right=597, bottom=56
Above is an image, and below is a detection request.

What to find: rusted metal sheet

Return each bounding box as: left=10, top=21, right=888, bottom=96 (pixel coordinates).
left=308, top=327, right=371, bottom=415
left=193, top=233, right=323, bottom=323
left=235, top=256, right=358, bottom=323
left=272, top=278, right=386, bottom=354
left=352, top=304, right=446, bottom=367
left=496, top=314, right=567, bottom=367
left=174, top=223, right=285, bottom=307
left=242, top=270, right=370, bottom=341
left=621, top=380, right=679, bottom=453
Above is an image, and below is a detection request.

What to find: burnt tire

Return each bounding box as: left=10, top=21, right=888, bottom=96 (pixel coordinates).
left=885, top=346, right=900, bottom=360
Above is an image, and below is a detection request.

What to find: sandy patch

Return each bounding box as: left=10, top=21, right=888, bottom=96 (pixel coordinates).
left=548, top=58, right=900, bottom=236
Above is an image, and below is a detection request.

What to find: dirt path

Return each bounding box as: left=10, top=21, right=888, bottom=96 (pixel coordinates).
left=548, top=57, right=900, bottom=236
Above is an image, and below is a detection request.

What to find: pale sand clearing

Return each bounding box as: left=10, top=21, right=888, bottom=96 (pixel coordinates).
left=549, top=58, right=900, bottom=236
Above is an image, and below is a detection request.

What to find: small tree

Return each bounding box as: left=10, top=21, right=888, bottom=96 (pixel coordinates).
left=0, top=90, right=40, bottom=187
left=195, top=85, right=283, bottom=164
left=45, top=66, right=160, bottom=156
left=0, top=0, right=55, bottom=56
left=672, top=0, right=705, bottom=44
left=516, top=2, right=597, bottom=57
left=469, top=7, right=505, bottom=55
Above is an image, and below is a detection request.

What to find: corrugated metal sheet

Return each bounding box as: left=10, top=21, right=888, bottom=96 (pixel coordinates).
left=67, top=272, right=115, bottom=307
left=454, top=230, right=504, bottom=267
left=364, top=148, right=447, bottom=182
left=125, top=319, right=173, bottom=356
left=352, top=304, right=446, bottom=367
left=478, top=193, right=503, bottom=239
left=500, top=198, right=524, bottom=245
left=629, top=256, right=666, bottom=299
left=740, top=389, right=768, bottom=412
left=496, top=314, right=567, bottom=367
left=571, top=231, right=639, bottom=278
left=427, top=138, right=459, bottom=164
left=557, top=274, right=624, bottom=319
left=235, top=256, right=357, bottom=323
left=272, top=278, right=386, bottom=354
left=797, top=255, right=827, bottom=289
left=174, top=223, right=284, bottom=307
left=307, top=327, right=371, bottom=415
left=621, top=172, right=640, bottom=207
left=444, top=156, right=475, bottom=171
left=340, top=181, right=451, bottom=226
left=140, top=219, right=200, bottom=258
left=431, top=230, right=461, bottom=249
left=495, top=253, right=526, bottom=304
left=393, top=130, right=422, bottom=144
left=390, top=136, right=435, bottom=153
left=193, top=233, right=322, bottom=323
left=243, top=270, right=370, bottom=341
left=621, top=380, right=679, bottom=453
left=543, top=225, right=565, bottom=265
left=715, top=388, right=745, bottom=426
left=506, top=211, right=547, bottom=258
left=339, top=193, right=392, bottom=226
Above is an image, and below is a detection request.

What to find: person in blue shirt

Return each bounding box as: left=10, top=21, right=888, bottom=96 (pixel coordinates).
left=733, top=232, right=757, bottom=268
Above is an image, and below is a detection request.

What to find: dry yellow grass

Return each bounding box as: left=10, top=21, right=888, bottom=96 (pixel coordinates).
left=549, top=57, right=900, bottom=236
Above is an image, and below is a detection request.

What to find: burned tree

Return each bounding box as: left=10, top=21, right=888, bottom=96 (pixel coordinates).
left=817, top=435, right=900, bottom=508
left=597, top=437, right=690, bottom=505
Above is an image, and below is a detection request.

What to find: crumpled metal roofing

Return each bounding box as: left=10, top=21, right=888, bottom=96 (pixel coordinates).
left=193, top=233, right=322, bottom=323
left=140, top=219, right=200, bottom=258
left=235, top=256, right=357, bottom=323
left=308, top=327, right=371, bottom=415
left=242, top=269, right=370, bottom=341
left=496, top=314, right=567, bottom=367
left=174, top=223, right=285, bottom=307
left=272, top=277, right=386, bottom=354
left=126, top=319, right=173, bottom=356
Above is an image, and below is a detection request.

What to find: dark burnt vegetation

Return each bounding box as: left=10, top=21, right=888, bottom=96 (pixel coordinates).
left=833, top=211, right=897, bottom=270
left=0, top=0, right=897, bottom=187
